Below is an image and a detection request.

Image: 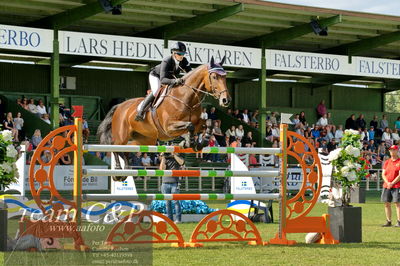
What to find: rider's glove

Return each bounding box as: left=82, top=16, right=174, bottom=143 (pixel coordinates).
left=174, top=78, right=184, bottom=86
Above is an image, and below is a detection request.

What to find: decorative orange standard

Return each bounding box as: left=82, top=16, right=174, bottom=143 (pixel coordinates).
left=20, top=124, right=88, bottom=251
left=269, top=127, right=338, bottom=245
left=104, top=210, right=186, bottom=248
left=189, top=210, right=268, bottom=246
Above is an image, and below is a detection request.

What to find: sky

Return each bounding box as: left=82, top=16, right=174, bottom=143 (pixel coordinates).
left=269, top=0, right=400, bottom=16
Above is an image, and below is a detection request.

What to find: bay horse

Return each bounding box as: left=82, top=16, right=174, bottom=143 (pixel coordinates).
left=97, top=57, right=231, bottom=180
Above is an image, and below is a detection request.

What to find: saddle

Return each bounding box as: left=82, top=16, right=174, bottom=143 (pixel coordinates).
left=151, top=84, right=170, bottom=109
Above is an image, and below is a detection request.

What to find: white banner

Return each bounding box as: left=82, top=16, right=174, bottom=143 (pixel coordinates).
left=266, top=49, right=400, bottom=79
left=0, top=24, right=52, bottom=53
left=25, top=165, right=108, bottom=191
left=59, top=30, right=261, bottom=69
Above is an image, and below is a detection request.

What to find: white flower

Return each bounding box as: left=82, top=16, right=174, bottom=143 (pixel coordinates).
left=0, top=162, right=13, bottom=173
left=328, top=148, right=342, bottom=161
left=347, top=171, right=357, bottom=181
left=341, top=166, right=351, bottom=177
left=345, top=145, right=360, bottom=157
left=6, top=145, right=18, bottom=158
left=12, top=163, right=19, bottom=178
left=344, top=129, right=359, bottom=135
left=1, top=130, right=13, bottom=142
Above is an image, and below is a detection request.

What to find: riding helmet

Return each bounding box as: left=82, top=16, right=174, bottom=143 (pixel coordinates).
left=170, top=42, right=187, bottom=54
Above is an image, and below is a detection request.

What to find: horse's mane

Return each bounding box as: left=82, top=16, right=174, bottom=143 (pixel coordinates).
left=183, top=64, right=208, bottom=81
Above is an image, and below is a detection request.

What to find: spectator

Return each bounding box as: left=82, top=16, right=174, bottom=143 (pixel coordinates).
left=224, top=135, right=231, bottom=147
left=242, top=131, right=253, bottom=146
left=37, top=99, right=47, bottom=117
left=326, top=127, right=334, bottom=141
left=327, top=139, right=338, bottom=152
left=370, top=115, right=379, bottom=131
left=141, top=152, right=152, bottom=166
left=265, top=124, right=273, bottom=142
left=251, top=109, right=259, bottom=124
left=31, top=129, right=42, bottom=149
left=319, top=139, right=328, bottom=154
left=207, top=135, right=219, bottom=162
left=235, top=124, right=244, bottom=139
left=395, top=117, right=400, bottom=134
left=317, top=114, right=328, bottom=127
left=380, top=115, right=389, bottom=133
left=226, top=108, right=233, bottom=117
left=316, top=100, right=327, bottom=119
left=327, top=112, right=336, bottom=131
left=269, top=112, right=278, bottom=125
left=129, top=152, right=142, bottom=166
left=212, top=121, right=225, bottom=146
left=208, top=107, right=217, bottom=121
left=292, top=114, right=301, bottom=127
left=4, top=112, right=19, bottom=142
left=356, top=114, right=367, bottom=130
left=271, top=124, right=280, bottom=141
left=382, top=127, right=393, bottom=147
left=368, top=139, right=377, bottom=154
left=242, top=109, right=250, bottom=124
left=360, top=128, right=369, bottom=142
left=230, top=136, right=242, bottom=148
left=233, top=109, right=243, bottom=121
left=41, top=150, right=52, bottom=164
left=41, top=114, right=51, bottom=124
left=59, top=151, right=72, bottom=165
left=368, top=126, right=375, bottom=141
left=392, top=129, right=400, bottom=144
left=345, top=114, right=357, bottom=130
left=103, top=152, right=112, bottom=165
left=14, top=112, right=24, bottom=141
left=299, top=111, right=307, bottom=127
left=304, top=127, right=312, bottom=139
left=378, top=142, right=387, bottom=161
left=311, top=125, right=321, bottom=140
left=160, top=152, right=184, bottom=223
left=200, top=108, right=208, bottom=120
left=0, top=98, right=5, bottom=122
left=335, top=125, right=344, bottom=140
left=21, top=98, right=29, bottom=110
left=248, top=152, right=259, bottom=168
left=28, top=98, right=38, bottom=115
left=380, top=145, right=400, bottom=227
left=225, top=125, right=236, bottom=139
left=82, top=118, right=90, bottom=143
left=16, top=98, right=23, bottom=108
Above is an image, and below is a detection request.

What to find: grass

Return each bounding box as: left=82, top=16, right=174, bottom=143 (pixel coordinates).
left=2, top=191, right=400, bottom=266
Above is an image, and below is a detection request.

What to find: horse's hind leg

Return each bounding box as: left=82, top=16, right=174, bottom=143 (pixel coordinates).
left=112, top=152, right=128, bottom=181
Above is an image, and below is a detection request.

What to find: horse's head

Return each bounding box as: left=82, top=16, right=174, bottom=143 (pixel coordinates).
left=206, top=56, right=231, bottom=107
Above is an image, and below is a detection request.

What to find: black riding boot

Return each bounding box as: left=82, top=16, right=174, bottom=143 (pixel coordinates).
left=135, top=94, right=155, bottom=121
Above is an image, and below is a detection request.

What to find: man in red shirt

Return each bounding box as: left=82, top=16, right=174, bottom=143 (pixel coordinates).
left=381, top=145, right=400, bottom=227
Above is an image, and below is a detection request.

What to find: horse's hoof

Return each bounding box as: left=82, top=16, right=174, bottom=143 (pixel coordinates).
left=112, top=176, right=128, bottom=182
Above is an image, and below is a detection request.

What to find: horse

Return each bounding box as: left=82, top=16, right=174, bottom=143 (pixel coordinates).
left=97, top=57, right=231, bottom=180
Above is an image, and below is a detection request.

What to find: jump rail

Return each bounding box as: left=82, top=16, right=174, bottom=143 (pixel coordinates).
left=82, top=169, right=280, bottom=178
left=84, top=144, right=281, bottom=155
left=83, top=193, right=280, bottom=201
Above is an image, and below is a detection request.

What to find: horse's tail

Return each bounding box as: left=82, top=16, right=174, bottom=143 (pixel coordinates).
left=97, top=104, right=119, bottom=144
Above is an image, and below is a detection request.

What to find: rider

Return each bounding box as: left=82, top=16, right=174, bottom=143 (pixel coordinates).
left=135, top=41, right=192, bottom=121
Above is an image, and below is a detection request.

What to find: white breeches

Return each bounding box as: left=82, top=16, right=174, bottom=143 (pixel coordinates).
left=149, top=74, right=160, bottom=96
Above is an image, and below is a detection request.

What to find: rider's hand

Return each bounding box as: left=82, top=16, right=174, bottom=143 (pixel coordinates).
left=175, top=78, right=184, bottom=85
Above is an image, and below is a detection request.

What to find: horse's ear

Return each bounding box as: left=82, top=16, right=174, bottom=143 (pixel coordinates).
left=220, top=56, right=226, bottom=66
left=210, top=56, right=215, bottom=67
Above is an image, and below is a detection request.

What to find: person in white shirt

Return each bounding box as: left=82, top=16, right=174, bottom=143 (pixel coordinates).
left=335, top=125, right=344, bottom=140
left=242, top=109, right=250, bottom=124
left=316, top=114, right=328, bottom=127
left=28, top=98, right=38, bottom=114
left=271, top=124, right=280, bottom=140
left=382, top=127, right=393, bottom=146
left=235, top=124, right=244, bottom=138
left=41, top=114, right=51, bottom=124
left=36, top=99, right=47, bottom=116
left=141, top=152, right=152, bottom=166
left=200, top=108, right=208, bottom=120
left=392, top=128, right=400, bottom=144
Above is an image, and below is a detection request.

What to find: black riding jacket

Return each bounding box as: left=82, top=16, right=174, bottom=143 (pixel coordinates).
left=150, top=56, right=192, bottom=85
